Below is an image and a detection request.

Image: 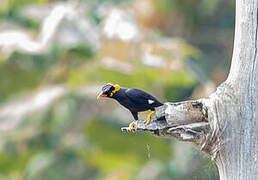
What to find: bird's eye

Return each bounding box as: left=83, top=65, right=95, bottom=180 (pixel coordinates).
left=102, top=85, right=109, bottom=91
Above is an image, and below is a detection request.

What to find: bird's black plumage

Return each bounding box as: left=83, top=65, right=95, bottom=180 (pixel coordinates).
left=98, top=84, right=163, bottom=121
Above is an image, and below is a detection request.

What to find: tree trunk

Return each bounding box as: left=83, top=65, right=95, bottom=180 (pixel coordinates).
left=123, top=0, right=258, bottom=179
left=210, top=0, right=258, bottom=179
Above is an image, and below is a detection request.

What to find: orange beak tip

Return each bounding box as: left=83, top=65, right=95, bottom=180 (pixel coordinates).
left=97, top=93, right=107, bottom=99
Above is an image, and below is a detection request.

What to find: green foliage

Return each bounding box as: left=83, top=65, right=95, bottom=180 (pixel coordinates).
left=80, top=119, right=171, bottom=179
left=0, top=62, right=43, bottom=101
left=85, top=119, right=171, bottom=160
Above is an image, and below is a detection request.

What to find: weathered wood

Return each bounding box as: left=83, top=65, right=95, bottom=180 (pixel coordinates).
left=121, top=100, right=211, bottom=153
left=210, top=0, right=258, bottom=179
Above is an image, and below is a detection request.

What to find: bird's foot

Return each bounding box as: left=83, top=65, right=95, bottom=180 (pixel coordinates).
left=144, top=111, right=155, bottom=125
left=128, top=121, right=136, bottom=133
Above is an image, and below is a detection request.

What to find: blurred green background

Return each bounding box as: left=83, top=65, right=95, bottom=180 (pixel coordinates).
left=0, top=0, right=234, bottom=179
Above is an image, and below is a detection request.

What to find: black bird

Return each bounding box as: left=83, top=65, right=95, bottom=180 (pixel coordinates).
left=97, top=83, right=163, bottom=132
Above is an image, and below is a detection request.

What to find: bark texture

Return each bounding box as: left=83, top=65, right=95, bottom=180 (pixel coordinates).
left=213, top=0, right=258, bottom=179
left=122, top=1, right=258, bottom=179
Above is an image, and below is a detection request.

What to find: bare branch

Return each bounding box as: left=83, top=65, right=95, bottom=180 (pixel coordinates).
left=0, top=86, right=68, bottom=133
left=121, top=100, right=211, bottom=153
left=0, top=1, right=100, bottom=57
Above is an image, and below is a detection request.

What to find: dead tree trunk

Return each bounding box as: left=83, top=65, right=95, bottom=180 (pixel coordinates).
left=123, top=1, right=258, bottom=179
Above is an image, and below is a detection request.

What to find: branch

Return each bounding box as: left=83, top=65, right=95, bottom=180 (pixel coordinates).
left=0, top=2, right=98, bottom=57
left=122, top=100, right=212, bottom=154
left=0, top=86, right=68, bottom=133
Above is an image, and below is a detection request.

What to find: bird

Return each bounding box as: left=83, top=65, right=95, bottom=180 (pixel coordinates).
left=97, top=83, right=163, bottom=132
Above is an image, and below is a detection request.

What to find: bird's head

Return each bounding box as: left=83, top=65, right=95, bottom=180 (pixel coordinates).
left=97, top=83, right=120, bottom=99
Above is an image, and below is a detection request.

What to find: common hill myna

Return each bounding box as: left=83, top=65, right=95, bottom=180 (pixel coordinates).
left=97, top=83, right=163, bottom=132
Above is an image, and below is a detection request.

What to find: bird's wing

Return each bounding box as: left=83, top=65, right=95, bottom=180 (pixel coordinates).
left=125, top=88, right=162, bottom=107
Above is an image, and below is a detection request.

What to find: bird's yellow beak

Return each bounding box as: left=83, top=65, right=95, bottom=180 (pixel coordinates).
left=97, top=92, right=107, bottom=99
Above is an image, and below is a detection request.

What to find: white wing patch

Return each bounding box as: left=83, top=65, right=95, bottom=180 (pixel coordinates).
left=148, top=99, right=155, bottom=104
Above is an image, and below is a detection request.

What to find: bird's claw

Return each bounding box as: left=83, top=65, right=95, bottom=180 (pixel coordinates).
left=144, top=111, right=155, bottom=125
left=128, top=121, right=136, bottom=133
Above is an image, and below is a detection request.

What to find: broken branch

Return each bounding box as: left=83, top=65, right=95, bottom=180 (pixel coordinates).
left=121, top=100, right=211, bottom=153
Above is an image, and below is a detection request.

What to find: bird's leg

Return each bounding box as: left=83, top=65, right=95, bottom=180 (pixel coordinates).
left=128, top=112, right=138, bottom=132
left=144, top=110, right=155, bottom=125
left=128, top=121, right=136, bottom=133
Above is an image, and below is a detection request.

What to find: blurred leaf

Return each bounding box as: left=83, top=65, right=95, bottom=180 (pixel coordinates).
left=0, top=143, right=37, bottom=175
left=25, top=151, right=54, bottom=179
left=0, top=62, right=43, bottom=101
left=84, top=119, right=171, bottom=160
